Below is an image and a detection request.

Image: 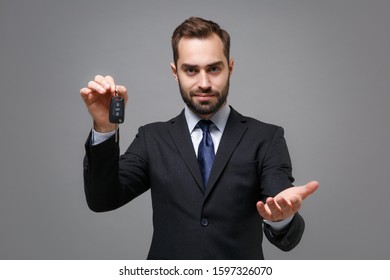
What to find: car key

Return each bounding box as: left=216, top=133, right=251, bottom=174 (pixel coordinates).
left=109, top=87, right=125, bottom=142
left=109, top=88, right=125, bottom=124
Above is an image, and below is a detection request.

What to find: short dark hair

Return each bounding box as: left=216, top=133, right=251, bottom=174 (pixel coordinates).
left=171, top=17, right=230, bottom=65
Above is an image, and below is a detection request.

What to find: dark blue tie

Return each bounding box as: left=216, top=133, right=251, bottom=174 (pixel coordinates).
left=197, top=120, right=215, bottom=188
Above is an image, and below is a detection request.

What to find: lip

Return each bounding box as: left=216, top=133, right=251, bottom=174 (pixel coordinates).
left=193, top=94, right=215, bottom=101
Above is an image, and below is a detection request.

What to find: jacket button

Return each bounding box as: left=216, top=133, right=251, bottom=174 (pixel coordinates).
left=201, top=218, right=209, bottom=227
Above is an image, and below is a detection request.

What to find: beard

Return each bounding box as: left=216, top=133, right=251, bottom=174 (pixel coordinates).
left=178, top=77, right=230, bottom=117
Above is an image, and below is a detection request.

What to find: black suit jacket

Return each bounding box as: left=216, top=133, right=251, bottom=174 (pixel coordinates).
left=83, top=107, right=305, bottom=259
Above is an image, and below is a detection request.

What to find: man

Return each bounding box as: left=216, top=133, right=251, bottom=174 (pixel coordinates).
left=80, top=17, right=319, bottom=259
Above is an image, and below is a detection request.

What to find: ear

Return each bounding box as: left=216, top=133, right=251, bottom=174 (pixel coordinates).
left=228, top=58, right=235, bottom=75
left=170, top=63, right=178, bottom=81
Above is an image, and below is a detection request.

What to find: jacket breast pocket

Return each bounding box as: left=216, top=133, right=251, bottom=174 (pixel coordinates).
left=224, top=161, right=259, bottom=174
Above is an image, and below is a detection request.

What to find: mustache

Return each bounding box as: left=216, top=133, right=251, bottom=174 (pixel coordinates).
left=190, top=88, right=219, bottom=96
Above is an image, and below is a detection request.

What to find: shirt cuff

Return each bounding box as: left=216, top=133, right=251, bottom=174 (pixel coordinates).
left=91, top=129, right=116, bottom=146
left=263, top=215, right=294, bottom=231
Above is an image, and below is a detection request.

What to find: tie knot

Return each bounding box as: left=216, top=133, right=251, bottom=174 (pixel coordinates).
left=197, top=120, right=212, bottom=132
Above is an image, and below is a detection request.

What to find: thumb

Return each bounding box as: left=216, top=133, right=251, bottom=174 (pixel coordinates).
left=300, top=180, right=319, bottom=199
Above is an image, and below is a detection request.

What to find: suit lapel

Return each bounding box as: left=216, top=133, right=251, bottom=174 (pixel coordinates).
left=168, top=111, right=205, bottom=192
left=205, top=108, right=248, bottom=195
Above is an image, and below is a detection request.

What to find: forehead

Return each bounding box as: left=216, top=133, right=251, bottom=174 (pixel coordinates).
left=177, top=33, right=226, bottom=66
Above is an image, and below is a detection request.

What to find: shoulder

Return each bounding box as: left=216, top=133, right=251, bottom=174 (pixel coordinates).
left=230, top=107, right=284, bottom=136
left=137, top=111, right=184, bottom=134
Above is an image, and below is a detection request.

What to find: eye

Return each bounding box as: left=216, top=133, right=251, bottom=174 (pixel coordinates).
left=208, top=66, right=221, bottom=73
left=185, top=68, right=198, bottom=75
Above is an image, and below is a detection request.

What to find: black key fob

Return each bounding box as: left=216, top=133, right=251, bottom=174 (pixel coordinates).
left=109, top=96, right=125, bottom=123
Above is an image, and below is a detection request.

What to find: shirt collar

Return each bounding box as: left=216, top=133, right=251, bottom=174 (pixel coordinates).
left=184, top=104, right=231, bottom=133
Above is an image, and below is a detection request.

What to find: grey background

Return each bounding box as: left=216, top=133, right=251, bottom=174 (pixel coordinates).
left=1, top=0, right=389, bottom=259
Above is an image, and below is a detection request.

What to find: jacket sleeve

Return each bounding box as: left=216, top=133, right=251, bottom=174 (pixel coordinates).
left=260, top=126, right=295, bottom=200
left=83, top=128, right=150, bottom=212
left=260, top=126, right=305, bottom=251
left=263, top=213, right=305, bottom=251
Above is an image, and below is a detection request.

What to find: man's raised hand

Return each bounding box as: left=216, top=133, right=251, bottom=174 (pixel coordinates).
left=80, top=75, right=128, bottom=132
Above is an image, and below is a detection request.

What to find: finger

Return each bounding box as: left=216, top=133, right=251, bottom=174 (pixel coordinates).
left=80, top=87, right=92, bottom=97
left=275, top=197, right=293, bottom=214
left=116, top=85, right=129, bottom=104
left=102, top=75, right=128, bottom=102
left=94, top=75, right=111, bottom=91
left=80, top=87, right=97, bottom=103
left=300, top=180, right=320, bottom=200
left=104, top=75, right=116, bottom=94
left=256, top=201, right=272, bottom=220
left=266, top=197, right=284, bottom=220
left=88, top=80, right=107, bottom=94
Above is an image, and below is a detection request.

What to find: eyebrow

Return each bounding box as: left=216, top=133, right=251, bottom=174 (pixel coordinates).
left=208, top=61, right=225, bottom=68
left=181, top=61, right=225, bottom=69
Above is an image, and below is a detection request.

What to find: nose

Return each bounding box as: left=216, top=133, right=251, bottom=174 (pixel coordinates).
left=198, top=71, right=211, bottom=91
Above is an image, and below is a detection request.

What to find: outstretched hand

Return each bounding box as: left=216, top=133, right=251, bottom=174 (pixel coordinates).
left=256, top=181, right=319, bottom=222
